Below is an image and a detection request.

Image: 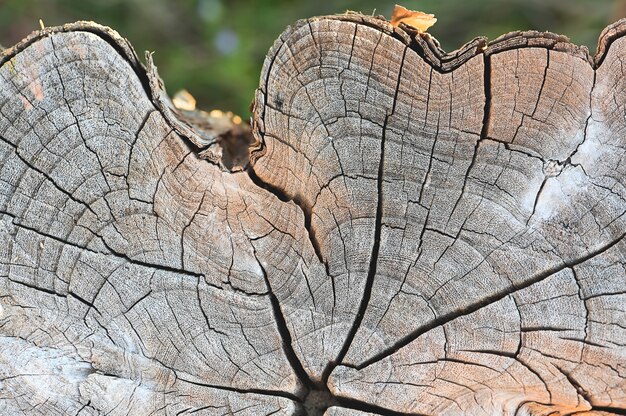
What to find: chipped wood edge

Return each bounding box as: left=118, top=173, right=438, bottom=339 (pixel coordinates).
left=0, top=21, right=226, bottom=165
left=250, top=13, right=626, bottom=166
left=595, top=17, right=626, bottom=66
left=3, top=16, right=625, bottom=167
left=0, top=21, right=148, bottom=95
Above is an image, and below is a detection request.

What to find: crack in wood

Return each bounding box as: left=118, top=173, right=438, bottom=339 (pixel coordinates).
left=1, top=14, right=626, bottom=416
left=354, top=232, right=625, bottom=369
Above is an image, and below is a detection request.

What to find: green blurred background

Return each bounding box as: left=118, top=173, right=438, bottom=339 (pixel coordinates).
left=1, top=0, right=625, bottom=116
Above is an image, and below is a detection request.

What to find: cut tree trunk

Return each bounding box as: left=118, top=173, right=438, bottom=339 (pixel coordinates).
left=0, top=13, right=625, bottom=416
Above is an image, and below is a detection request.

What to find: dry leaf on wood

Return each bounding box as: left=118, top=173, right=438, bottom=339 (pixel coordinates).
left=390, top=4, right=437, bottom=32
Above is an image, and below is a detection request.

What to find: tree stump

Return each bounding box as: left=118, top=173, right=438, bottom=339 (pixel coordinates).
left=0, top=13, right=625, bottom=416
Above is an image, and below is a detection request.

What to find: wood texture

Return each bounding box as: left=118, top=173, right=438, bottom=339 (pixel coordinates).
left=0, top=14, right=624, bottom=416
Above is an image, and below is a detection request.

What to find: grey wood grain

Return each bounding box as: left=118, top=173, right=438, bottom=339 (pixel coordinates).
left=0, top=15, right=624, bottom=416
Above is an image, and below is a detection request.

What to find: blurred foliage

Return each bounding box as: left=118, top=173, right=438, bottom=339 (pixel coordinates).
left=1, top=0, right=625, bottom=116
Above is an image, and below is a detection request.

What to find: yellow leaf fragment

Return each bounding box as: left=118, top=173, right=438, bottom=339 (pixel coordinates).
left=172, top=89, right=196, bottom=111
left=391, top=5, right=436, bottom=32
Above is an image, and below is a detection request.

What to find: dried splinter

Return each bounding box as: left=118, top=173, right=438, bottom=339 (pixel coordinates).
left=391, top=4, right=436, bottom=32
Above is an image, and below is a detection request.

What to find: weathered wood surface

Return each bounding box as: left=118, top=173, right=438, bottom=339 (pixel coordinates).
left=0, top=14, right=625, bottom=416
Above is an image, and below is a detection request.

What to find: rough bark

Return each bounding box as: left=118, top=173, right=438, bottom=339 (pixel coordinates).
left=0, top=14, right=625, bottom=416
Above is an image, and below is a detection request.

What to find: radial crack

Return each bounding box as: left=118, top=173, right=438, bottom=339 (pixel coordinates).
left=355, top=233, right=625, bottom=369
left=251, top=246, right=315, bottom=397
left=247, top=167, right=328, bottom=277
left=322, top=44, right=410, bottom=384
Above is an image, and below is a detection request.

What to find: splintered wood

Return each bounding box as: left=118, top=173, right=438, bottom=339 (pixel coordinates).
left=0, top=14, right=625, bottom=416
